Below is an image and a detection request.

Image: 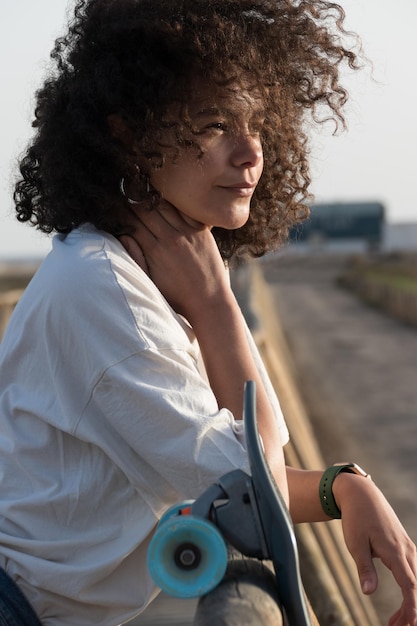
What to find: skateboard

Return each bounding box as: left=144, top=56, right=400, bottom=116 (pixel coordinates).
left=147, top=381, right=312, bottom=625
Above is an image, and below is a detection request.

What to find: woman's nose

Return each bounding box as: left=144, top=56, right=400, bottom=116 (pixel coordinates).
left=231, top=132, right=263, bottom=168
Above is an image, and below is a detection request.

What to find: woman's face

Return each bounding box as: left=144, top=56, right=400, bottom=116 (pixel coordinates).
left=149, top=88, right=265, bottom=230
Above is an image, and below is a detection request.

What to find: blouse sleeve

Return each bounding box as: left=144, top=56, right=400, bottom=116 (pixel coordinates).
left=75, top=346, right=253, bottom=516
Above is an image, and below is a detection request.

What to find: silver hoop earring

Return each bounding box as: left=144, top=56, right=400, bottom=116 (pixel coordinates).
left=120, top=176, right=151, bottom=204
left=120, top=177, right=140, bottom=205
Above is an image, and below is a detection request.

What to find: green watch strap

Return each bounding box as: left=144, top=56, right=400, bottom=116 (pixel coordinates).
left=319, top=464, right=354, bottom=519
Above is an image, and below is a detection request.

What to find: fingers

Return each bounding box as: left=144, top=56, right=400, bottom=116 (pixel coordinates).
left=128, top=198, right=207, bottom=239
left=120, top=202, right=185, bottom=264
left=119, top=235, right=148, bottom=273
left=119, top=198, right=226, bottom=320
left=359, top=568, right=378, bottom=596
left=340, top=477, right=417, bottom=625
left=152, top=200, right=206, bottom=230
left=348, top=536, right=378, bottom=595
left=352, top=535, right=417, bottom=625
left=389, top=605, right=417, bottom=626
left=127, top=200, right=178, bottom=234
left=389, top=546, right=417, bottom=625
left=374, top=526, right=417, bottom=625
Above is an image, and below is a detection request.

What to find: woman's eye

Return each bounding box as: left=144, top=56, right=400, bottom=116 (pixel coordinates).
left=206, top=122, right=227, bottom=132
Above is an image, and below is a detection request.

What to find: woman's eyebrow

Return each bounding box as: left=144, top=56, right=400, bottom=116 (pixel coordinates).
left=193, top=106, right=265, bottom=119
left=193, top=107, right=223, bottom=118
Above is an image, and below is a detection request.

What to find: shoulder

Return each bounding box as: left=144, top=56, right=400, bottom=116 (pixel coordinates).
left=34, top=225, right=150, bottom=302
left=33, top=225, right=196, bottom=353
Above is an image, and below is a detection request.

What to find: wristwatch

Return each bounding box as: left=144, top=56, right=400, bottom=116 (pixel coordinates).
left=319, top=462, right=371, bottom=519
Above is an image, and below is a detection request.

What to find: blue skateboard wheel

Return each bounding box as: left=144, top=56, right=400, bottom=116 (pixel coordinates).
left=158, top=500, right=195, bottom=527
left=147, top=515, right=228, bottom=598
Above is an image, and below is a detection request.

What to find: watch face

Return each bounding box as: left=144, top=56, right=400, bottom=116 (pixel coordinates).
left=334, top=463, right=370, bottom=478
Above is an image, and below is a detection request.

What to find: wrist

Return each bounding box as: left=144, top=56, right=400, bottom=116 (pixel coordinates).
left=188, top=286, right=239, bottom=330
left=319, top=463, right=371, bottom=519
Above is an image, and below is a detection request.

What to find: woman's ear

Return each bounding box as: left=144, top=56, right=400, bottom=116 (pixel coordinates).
left=107, top=114, right=138, bottom=154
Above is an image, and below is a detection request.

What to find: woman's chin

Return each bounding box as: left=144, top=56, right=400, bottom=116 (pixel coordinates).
left=215, top=207, right=250, bottom=230
left=226, top=216, right=250, bottom=230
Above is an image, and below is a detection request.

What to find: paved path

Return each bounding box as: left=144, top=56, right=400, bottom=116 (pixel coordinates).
left=260, top=252, right=417, bottom=623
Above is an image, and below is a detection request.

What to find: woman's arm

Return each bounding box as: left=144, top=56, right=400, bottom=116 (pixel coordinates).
left=287, top=466, right=417, bottom=626
left=120, top=202, right=288, bottom=503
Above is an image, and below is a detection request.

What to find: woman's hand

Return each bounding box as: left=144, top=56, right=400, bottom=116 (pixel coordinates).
left=334, top=473, right=417, bottom=625
left=119, top=200, right=231, bottom=323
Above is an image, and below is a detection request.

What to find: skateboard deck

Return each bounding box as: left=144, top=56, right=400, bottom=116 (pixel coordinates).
left=243, top=380, right=312, bottom=625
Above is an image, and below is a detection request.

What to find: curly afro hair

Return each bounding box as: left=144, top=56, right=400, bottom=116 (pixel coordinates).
left=14, top=0, right=362, bottom=259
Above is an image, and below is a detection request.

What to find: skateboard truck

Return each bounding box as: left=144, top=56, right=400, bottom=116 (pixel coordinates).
left=147, top=381, right=312, bottom=625
left=191, top=470, right=269, bottom=560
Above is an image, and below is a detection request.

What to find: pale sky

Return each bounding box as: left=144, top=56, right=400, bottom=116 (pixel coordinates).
left=1, top=0, right=416, bottom=259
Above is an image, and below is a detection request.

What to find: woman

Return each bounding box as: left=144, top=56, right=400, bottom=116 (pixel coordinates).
left=1, top=0, right=416, bottom=624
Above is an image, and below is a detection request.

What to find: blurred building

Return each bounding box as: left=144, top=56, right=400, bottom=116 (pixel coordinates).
left=288, top=202, right=417, bottom=252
